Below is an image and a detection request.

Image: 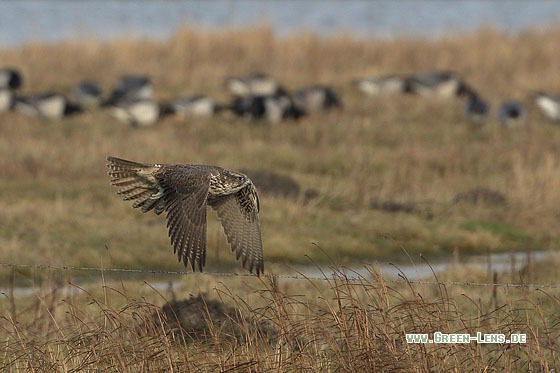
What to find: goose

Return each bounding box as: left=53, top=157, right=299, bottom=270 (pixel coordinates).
left=0, top=89, right=15, bottom=112
left=107, top=98, right=160, bottom=127
left=73, top=80, right=103, bottom=107
left=229, top=88, right=305, bottom=124
left=532, top=91, right=560, bottom=122
left=225, top=72, right=279, bottom=97
left=105, top=74, right=153, bottom=105
left=498, top=100, right=527, bottom=127
left=162, top=95, right=220, bottom=118
left=405, top=71, right=468, bottom=98
left=14, top=92, right=82, bottom=120
left=464, top=92, right=490, bottom=126
left=0, top=67, right=23, bottom=90
left=354, top=74, right=408, bottom=96
left=293, top=85, right=342, bottom=112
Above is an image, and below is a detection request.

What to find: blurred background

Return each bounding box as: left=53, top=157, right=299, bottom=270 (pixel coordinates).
left=2, top=0, right=560, bottom=276
left=2, top=0, right=560, bottom=46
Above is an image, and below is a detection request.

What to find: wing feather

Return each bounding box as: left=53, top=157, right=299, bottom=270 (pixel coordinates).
left=161, top=169, right=211, bottom=272
left=209, top=183, right=263, bottom=275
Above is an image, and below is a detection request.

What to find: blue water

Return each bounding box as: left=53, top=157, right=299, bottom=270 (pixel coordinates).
left=1, top=1, right=560, bottom=46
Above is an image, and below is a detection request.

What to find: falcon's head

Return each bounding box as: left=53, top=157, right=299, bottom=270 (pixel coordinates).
left=210, top=169, right=252, bottom=196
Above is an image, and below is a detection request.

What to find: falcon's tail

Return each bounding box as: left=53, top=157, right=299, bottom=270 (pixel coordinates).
left=106, top=156, right=166, bottom=214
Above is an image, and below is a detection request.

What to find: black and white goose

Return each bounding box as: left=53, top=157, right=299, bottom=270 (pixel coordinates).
left=0, top=67, right=23, bottom=113
left=0, top=89, right=15, bottom=113
left=225, top=72, right=279, bottom=97
left=103, top=75, right=158, bottom=127
left=293, top=85, right=342, bottom=112
left=162, top=95, right=220, bottom=118
left=498, top=100, right=527, bottom=127
left=354, top=74, right=408, bottom=96
left=532, top=92, right=560, bottom=122
left=464, top=92, right=491, bottom=126
left=107, top=98, right=160, bottom=127
left=73, top=80, right=104, bottom=107
left=104, top=74, right=153, bottom=105
left=0, top=67, right=23, bottom=90
left=405, top=71, right=468, bottom=98
left=229, top=88, right=305, bottom=124
left=14, top=92, right=82, bottom=120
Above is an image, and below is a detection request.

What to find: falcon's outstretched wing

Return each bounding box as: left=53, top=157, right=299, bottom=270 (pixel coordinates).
left=159, top=165, right=212, bottom=271
left=209, top=183, right=263, bottom=275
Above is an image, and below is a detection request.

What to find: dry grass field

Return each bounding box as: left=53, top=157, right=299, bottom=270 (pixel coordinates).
left=1, top=25, right=560, bottom=371
left=2, top=256, right=559, bottom=372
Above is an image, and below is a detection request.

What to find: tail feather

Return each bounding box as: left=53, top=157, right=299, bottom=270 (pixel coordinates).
left=106, top=156, right=165, bottom=214
left=122, top=188, right=153, bottom=202
left=110, top=177, right=147, bottom=189
left=107, top=156, right=152, bottom=169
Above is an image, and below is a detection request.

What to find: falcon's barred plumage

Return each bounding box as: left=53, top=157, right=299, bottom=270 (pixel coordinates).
left=106, top=156, right=264, bottom=275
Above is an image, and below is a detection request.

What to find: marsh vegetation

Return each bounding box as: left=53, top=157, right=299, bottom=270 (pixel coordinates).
left=1, top=25, right=560, bottom=371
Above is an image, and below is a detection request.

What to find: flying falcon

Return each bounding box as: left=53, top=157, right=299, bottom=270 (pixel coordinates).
left=106, top=156, right=264, bottom=275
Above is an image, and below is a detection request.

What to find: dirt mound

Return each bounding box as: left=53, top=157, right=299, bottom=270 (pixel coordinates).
left=452, top=188, right=507, bottom=207
left=155, top=294, right=277, bottom=344
left=370, top=199, right=417, bottom=214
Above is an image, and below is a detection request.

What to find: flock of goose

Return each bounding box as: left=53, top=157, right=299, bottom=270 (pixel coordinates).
left=356, top=71, right=560, bottom=127
left=0, top=68, right=341, bottom=126
left=1, top=67, right=560, bottom=127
